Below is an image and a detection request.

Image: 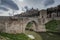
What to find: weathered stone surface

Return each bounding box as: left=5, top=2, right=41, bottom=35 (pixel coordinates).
left=0, top=8, right=60, bottom=34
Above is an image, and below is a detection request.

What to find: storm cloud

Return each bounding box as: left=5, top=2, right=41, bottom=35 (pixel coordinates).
left=0, top=0, right=19, bottom=10
left=44, top=0, right=55, bottom=6
left=24, top=0, right=42, bottom=4
left=0, top=7, right=8, bottom=11
left=23, top=0, right=56, bottom=9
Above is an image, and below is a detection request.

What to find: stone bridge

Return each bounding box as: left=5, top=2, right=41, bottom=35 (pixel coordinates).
left=0, top=10, right=47, bottom=34
left=20, top=17, right=46, bottom=33
left=0, top=9, right=60, bottom=34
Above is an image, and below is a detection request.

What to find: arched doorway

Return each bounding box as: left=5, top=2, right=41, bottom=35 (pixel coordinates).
left=25, top=21, right=38, bottom=31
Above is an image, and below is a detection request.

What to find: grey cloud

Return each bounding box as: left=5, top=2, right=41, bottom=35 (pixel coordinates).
left=44, top=0, right=55, bottom=6
left=0, top=7, right=8, bottom=11
left=24, top=0, right=43, bottom=6
left=24, top=0, right=42, bottom=3
left=1, top=0, right=19, bottom=10
left=23, top=0, right=44, bottom=9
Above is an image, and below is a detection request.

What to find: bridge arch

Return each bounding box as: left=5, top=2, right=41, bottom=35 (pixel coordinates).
left=25, top=20, right=38, bottom=31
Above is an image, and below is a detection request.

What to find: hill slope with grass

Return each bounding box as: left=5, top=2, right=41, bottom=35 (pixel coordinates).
left=45, top=20, right=60, bottom=32
left=25, top=30, right=43, bottom=40
left=0, top=32, right=32, bottom=40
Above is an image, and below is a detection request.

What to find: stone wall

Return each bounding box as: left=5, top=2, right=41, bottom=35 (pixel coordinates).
left=0, top=9, right=60, bottom=34
left=0, top=10, right=47, bottom=34
left=0, top=22, right=5, bottom=32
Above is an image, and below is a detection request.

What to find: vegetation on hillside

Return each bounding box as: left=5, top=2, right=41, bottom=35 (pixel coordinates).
left=25, top=30, right=43, bottom=40
left=0, top=32, right=32, bottom=40
left=39, top=32, right=60, bottom=40
left=26, top=22, right=33, bottom=27
left=45, top=20, right=60, bottom=32
left=26, top=22, right=33, bottom=30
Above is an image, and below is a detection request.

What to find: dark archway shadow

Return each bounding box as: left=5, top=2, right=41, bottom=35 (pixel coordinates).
left=25, top=21, right=38, bottom=31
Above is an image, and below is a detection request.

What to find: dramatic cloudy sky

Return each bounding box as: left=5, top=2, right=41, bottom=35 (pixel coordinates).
left=0, top=0, right=60, bottom=16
